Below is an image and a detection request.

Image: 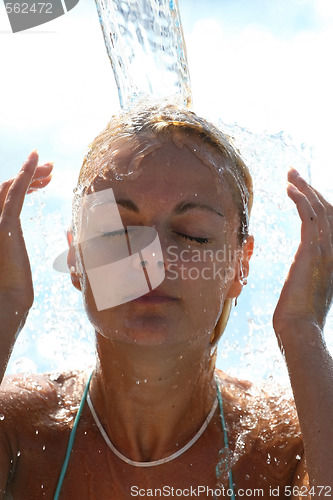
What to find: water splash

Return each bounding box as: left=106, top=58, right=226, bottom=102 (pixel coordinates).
left=216, top=447, right=235, bottom=480
left=5, top=0, right=332, bottom=387
left=7, top=125, right=333, bottom=381
left=94, top=0, right=192, bottom=108
left=214, top=122, right=333, bottom=385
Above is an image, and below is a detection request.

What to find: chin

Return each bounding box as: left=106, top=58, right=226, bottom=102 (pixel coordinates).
left=121, top=313, right=171, bottom=346
left=90, top=311, right=173, bottom=347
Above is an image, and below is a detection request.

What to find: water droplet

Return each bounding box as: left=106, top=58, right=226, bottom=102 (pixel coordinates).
left=8, top=232, right=11, bottom=237
left=136, top=380, right=140, bottom=384
left=0, top=415, right=4, bottom=421
left=143, top=379, right=147, bottom=383
left=42, top=445, right=46, bottom=451
left=35, top=430, right=39, bottom=435
left=17, top=451, right=21, bottom=457
left=216, top=448, right=234, bottom=479
left=296, top=454, right=301, bottom=460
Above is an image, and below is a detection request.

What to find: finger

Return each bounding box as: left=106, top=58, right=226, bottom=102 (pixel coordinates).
left=289, top=168, right=333, bottom=240
left=0, top=179, right=14, bottom=213
left=287, top=182, right=321, bottom=251
left=30, top=162, right=54, bottom=182
left=28, top=174, right=53, bottom=190
left=288, top=169, right=332, bottom=254
left=311, top=186, right=333, bottom=212
left=288, top=168, right=332, bottom=211
left=311, top=186, right=333, bottom=236
left=1, top=151, right=39, bottom=219
left=0, top=163, right=53, bottom=211
left=27, top=175, right=53, bottom=194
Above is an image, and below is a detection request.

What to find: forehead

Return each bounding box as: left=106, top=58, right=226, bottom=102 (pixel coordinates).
left=88, top=132, right=236, bottom=210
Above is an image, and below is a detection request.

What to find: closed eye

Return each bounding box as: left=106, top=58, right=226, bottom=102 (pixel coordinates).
left=175, top=232, right=210, bottom=244
left=102, top=228, right=127, bottom=238
left=102, top=229, right=209, bottom=244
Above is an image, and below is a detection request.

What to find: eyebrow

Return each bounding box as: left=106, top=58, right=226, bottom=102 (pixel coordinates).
left=116, top=199, right=140, bottom=213
left=116, top=198, right=224, bottom=217
left=173, top=201, right=224, bottom=218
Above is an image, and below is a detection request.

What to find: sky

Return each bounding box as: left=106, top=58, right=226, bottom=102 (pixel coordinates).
left=1, top=0, right=333, bottom=187
left=0, top=0, right=332, bottom=379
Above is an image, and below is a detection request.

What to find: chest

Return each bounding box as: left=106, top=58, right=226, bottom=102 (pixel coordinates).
left=8, top=420, right=300, bottom=500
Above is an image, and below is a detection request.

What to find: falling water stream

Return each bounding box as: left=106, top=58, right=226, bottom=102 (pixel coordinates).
left=7, top=0, right=333, bottom=392
left=94, top=0, right=192, bottom=108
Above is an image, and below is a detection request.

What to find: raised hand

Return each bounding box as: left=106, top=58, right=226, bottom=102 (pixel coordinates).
left=273, top=168, right=333, bottom=337
left=0, top=151, right=53, bottom=318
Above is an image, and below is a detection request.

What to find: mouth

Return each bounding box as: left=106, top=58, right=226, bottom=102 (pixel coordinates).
left=131, top=289, right=179, bottom=304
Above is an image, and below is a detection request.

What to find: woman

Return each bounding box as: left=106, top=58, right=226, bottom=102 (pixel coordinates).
left=0, top=104, right=332, bottom=499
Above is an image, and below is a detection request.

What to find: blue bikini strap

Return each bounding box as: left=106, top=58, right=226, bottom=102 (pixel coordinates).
left=215, top=375, right=236, bottom=499
left=53, top=371, right=93, bottom=500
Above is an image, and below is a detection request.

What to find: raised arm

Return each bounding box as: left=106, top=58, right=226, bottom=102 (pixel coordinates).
left=273, top=168, right=333, bottom=496
left=0, top=151, right=53, bottom=494
left=0, top=151, right=53, bottom=382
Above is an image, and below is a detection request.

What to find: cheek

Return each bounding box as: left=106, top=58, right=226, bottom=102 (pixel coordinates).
left=80, top=277, right=122, bottom=338
left=166, top=241, right=238, bottom=292
left=168, top=256, right=229, bottom=329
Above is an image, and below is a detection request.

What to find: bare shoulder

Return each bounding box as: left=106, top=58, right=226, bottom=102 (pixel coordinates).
left=0, top=370, right=89, bottom=433
left=216, top=368, right=301, bottom=440
left=0, top=370, right=90, bottom=496
left=215, top=369, right=304, bottom=488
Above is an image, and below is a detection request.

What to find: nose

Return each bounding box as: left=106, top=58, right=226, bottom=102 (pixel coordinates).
left=140, top=223, right=175, bottom=274
left=139, top=260, right=164, bottom=269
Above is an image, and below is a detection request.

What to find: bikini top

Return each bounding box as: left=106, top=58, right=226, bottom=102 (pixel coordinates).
left=53, top=372, right=235, bottom=499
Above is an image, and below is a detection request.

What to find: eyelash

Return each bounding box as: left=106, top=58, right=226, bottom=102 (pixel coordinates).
left=102, top=229, right=127, bottom=238
left=102, top=229, right=209, bottom=245
left=176, top=232, right=209, bottom=244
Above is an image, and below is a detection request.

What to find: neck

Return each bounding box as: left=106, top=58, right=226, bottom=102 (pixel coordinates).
left=90, top=333, right=217, bottom=462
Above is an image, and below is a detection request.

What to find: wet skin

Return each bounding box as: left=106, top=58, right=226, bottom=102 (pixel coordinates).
left=0, top=140, right=317, bottom=499
left=75, top=135, right=242, bottom=347
left=0, top=370, right=306, bottom=499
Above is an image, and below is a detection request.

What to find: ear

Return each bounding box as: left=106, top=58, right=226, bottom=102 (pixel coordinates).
left=226, top=235, right=254, bottom=300
left=67, top=228, right=82, bottom=292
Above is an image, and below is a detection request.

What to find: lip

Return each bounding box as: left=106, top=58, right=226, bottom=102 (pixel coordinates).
left=132, top=289, right=179, bottom=304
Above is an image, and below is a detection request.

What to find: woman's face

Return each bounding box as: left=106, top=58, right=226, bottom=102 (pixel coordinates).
left=74, top=133, right=243, bottom=350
